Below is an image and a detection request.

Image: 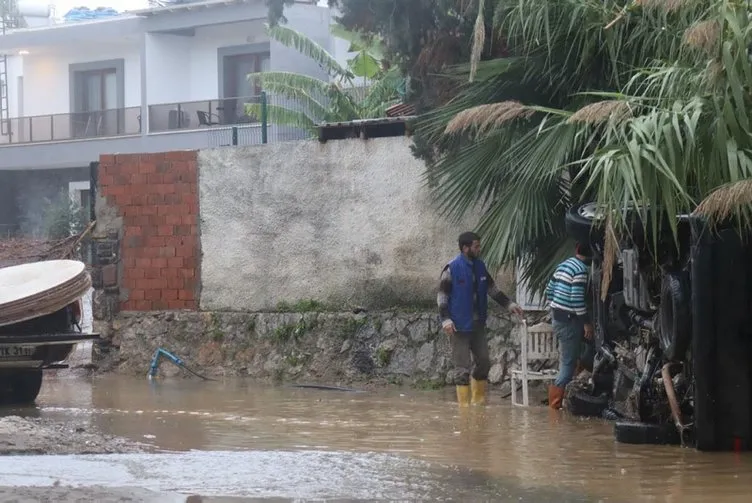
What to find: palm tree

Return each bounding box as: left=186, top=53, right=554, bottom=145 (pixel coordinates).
left=415, top=0, right=752, bottom=294
left=245, top=23, right=404, bottom=133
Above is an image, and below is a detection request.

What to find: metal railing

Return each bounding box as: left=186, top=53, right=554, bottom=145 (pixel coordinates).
left=0, top=107, right=142, bottom=144
left=148, top=94, right=267, bottom=133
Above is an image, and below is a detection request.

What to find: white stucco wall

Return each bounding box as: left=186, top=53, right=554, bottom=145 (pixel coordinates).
left=20, top=43, right=142, bottom=117
left=198, top=137, right=480, bottom=311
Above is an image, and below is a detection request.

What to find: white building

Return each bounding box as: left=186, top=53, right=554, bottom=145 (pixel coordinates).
left=0, top=0, right=342, bottom=236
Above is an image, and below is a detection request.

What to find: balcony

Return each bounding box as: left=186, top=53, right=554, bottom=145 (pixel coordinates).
left=148, top=96, right=266, bottom=133
left=0, top=107, right=142, bottom=145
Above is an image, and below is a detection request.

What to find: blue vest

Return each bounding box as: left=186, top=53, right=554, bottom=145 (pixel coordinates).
left=447, top=254, right=489, bottom=331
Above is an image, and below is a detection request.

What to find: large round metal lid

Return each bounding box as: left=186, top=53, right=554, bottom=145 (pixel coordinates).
left=0, top=260, right=91, bottom=327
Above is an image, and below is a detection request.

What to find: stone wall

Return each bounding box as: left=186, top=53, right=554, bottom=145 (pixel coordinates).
left=100, top=309, right=531, bottom=389
left=93, top=152, right=201, bottom=314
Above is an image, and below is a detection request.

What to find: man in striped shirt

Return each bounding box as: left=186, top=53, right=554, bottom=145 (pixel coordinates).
left=545, top=243, right=593, bottom=410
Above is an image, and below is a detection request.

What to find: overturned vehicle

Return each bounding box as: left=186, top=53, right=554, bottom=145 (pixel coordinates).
left=563, top=203, right=695, bottom=446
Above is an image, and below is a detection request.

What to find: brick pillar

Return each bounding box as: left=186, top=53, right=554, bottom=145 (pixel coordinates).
left=96, top=151, right=200, bottom=311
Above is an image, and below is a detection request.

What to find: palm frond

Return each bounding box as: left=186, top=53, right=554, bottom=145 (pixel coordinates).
left=266, top=23, right=353, bottom=80
left=246, top=103, right=317, bottom=132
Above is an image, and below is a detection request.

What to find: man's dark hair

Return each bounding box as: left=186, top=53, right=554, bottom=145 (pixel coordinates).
left=575, top=242, right=592, bottom=257
left=458, top=231, right=481, bottom=250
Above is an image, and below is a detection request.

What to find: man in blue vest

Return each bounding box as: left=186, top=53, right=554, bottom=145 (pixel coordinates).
left=438, top=231, right=524, bottom=405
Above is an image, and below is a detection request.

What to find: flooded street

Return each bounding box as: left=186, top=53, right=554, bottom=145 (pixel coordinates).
left=0, top=373, right=749, bottom=501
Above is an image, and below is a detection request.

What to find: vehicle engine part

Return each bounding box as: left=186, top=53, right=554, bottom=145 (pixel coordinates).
left=622, top=249, right=653, bottom=312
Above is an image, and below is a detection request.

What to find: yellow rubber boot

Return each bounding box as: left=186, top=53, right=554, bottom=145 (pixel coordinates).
left=456, top=385, right=471, bottom=406
left=470, top=378, right=487, bottom=405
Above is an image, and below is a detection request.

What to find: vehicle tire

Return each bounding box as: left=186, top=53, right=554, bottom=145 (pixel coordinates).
left=614, top=421, right=681, bottom=445
left=565, top=203, right=603, bottom=245
left=659, top=273, right=691, bottom=362
left=566, top=390, right=610, bottom=417
left=8, top=370, right=43, bottom=405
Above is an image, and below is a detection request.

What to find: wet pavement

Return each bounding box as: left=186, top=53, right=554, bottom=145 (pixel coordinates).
left=0, top=373, right=751, bottom=501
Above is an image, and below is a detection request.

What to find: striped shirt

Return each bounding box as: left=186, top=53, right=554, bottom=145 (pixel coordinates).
left=545, top=257, right=589, bottom=319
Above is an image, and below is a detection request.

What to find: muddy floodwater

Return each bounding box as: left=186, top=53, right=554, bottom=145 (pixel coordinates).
left=0, top=374, right=750, bottom=501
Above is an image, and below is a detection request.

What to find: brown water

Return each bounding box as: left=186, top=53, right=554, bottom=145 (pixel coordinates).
left=2, top=373, right=752, bottom=501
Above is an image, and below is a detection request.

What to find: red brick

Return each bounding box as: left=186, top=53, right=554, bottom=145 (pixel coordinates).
left=167, top=277, right=185, bottom=290
left=116, top=194, right=133, bottom=207
left=165, top=150, right=196, bottom=161
left=187, top=201, right=198, bottom=215
left=180, top=215, right=195, bottom=225
left=130, top=173, right=147, bottom=185
left=133, top=300, right=153, bottom=311
left=174, top=225, right=191, bottom=236
left=190, top=225, right=199, bottom=236
left=141, top=206, right=158, bottom=216
left=180, top=268, right=195, bottom=278
left=141, top=153, right=166, bottom=162
left=167, top=257, right=184, bottom=268
left=152, top=299, right=168, bottom=310
left=123, top=257, right=136, bottom=268
left=99, top=174, right=114, bottom=187
left=164, top=214, right=182, bottom=226
left=183, top=257, right=198, bottom=269
left=176, top=246, right=194, bottom=258
left=162, top=289, right=178, bottom=301
left=139, top=162, right=157, bottom=174
left=183, top=278, right=197, bottom=291
left=159, top=247, right=176, bottom=258
left=135, top=278, right=153, bottom=290
left=161, top=267, right=178, bottom=278
left=145, top=236, right=166, bottom=247
left=141, top=247, right=162, bottom=259
left=157, top=225, right=173, bottom=236
left=120, top=300, right=135, bottom=311
left=168, top=300, right=187, bottom=309
left=152, top=257, right=168, bottom=268
left=135, top=258, right=151, bottom=268
left=144, top=268, right=161, bottom=280
left=184, top=300, right=197, bottom=310
left=160, top=193, right=179, bottom=205
left=127, top=268, right=145, bottom=280
left=129, top=289, right=145, bottom=301
left=131, top=194, right=148, bottom=206
left=147, top=194, right=164, bottom=206
left=107, top=185, right=126, bottom=196
left=100, top=154, right=116, bottom=164
left=178, top=289, right=194, bottom=301
left=144, top=289, right=161, bottom=301
left=146, top=173, right=162, bottom=185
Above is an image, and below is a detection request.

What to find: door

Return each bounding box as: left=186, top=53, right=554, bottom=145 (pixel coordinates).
left=73, top=69, right=118, bottom=137
left=221, top=53, right=270, bottom=124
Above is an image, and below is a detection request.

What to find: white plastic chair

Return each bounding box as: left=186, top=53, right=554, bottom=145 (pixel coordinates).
left=511, top=320, right=559, bottom=406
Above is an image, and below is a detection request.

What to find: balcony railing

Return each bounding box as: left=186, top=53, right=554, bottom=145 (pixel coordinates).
left=148, top=95, right=265, bottom=133
left=0, top=107, right=142, bottom=145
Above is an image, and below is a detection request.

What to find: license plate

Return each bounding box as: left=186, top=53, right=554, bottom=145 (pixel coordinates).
left=0, top=346, right=35, bottom=358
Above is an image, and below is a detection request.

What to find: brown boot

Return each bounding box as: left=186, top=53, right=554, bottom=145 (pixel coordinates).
left=548, top=385, right=565, bottom=410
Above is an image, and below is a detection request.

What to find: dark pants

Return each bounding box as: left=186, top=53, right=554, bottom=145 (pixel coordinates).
left=451, top=322, right=490, bottom=385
